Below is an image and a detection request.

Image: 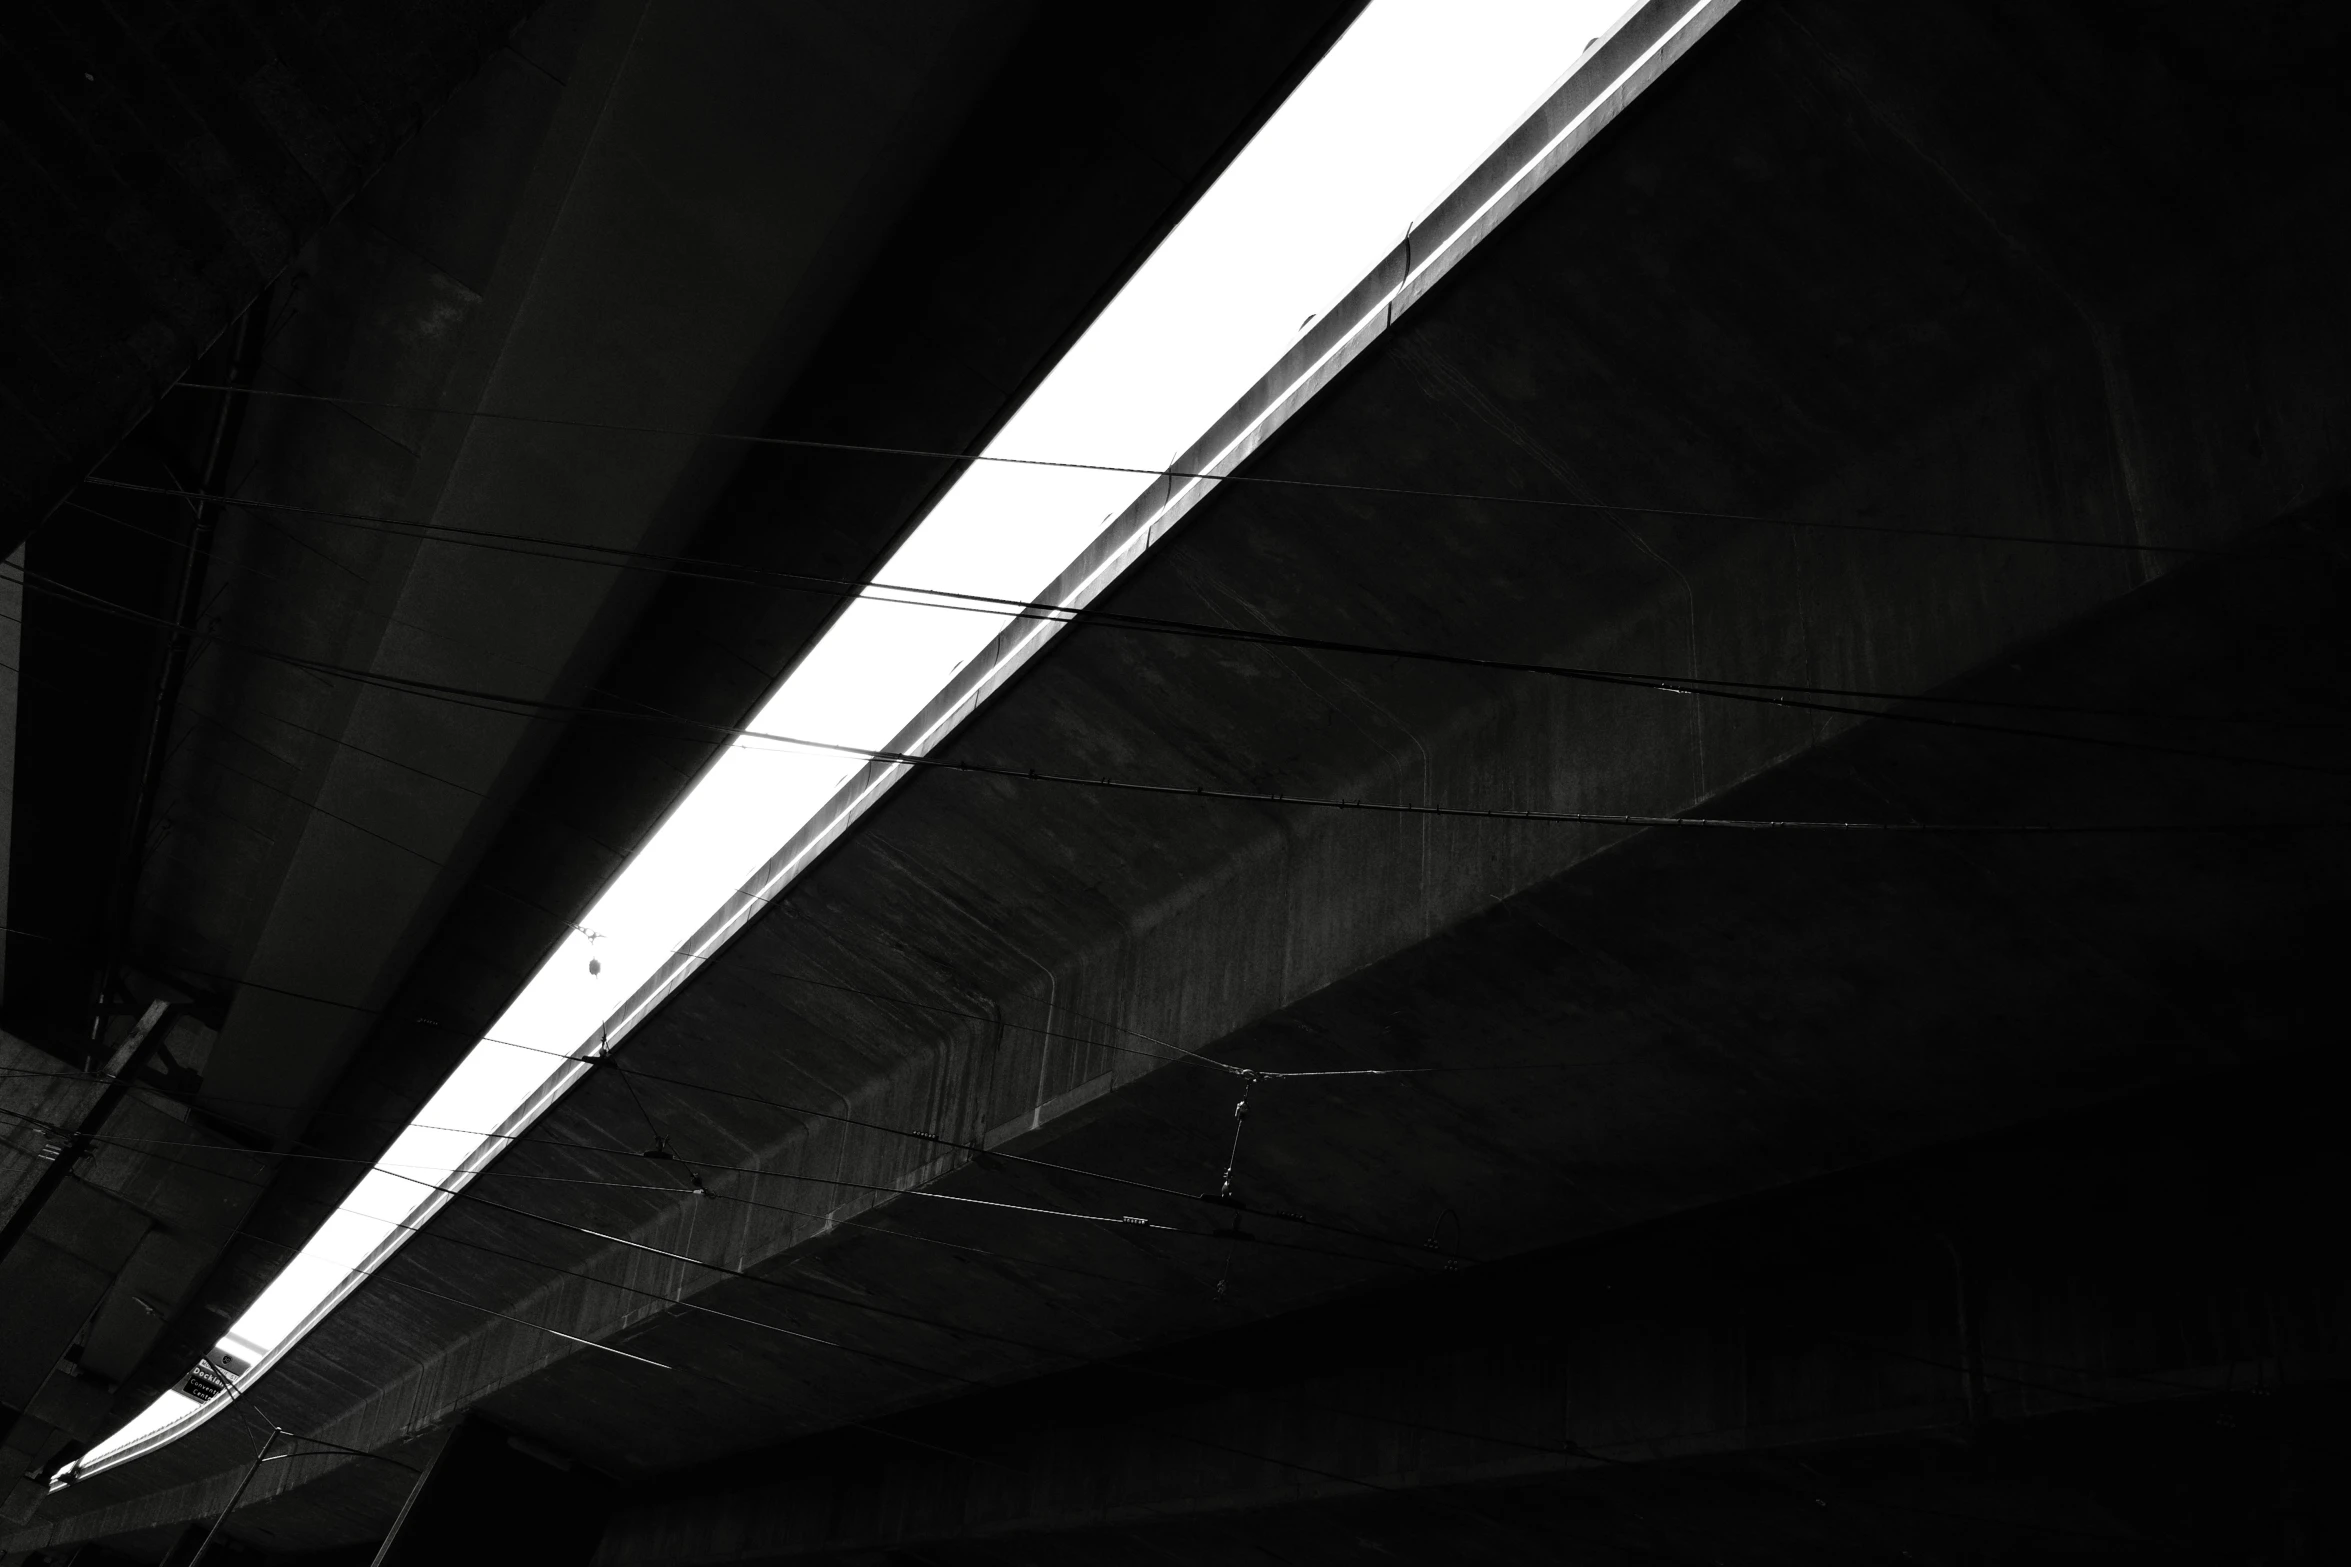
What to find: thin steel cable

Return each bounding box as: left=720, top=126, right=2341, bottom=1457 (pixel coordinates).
left=12, top=563, right=2342, bottom=823
left=10, top=1108, right=1692, bottom=1556
left=373, top=1272, right=672, bottom=1369
left=0, top=1102, right=1420, bottom=1294
left=27, top=451, right=2341, bottom=1541
left=0, top=921, right=1220, bottom=1106
left=13, top=561, right=2332, bottom=822
left=18, top=1109, right=2237, bottom=1552
left=0, top=1077, right=1397, bottom=1301
left=76, top=473, right=2337, bottom=736
left=168, top=381, right=2218, bottom=559
left=0, top=1107, right=1213, bottom=1394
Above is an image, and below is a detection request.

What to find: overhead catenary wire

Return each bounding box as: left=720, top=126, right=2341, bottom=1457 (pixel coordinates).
left=0, top=779, right=2332, bottom=1465
left=2, top=912, right=1616, bottom=1105
left=35, top=472, right=2331, bottom=1329
left=24, top=370, right=2280, bottom=1556
left=44, top=409, right=2324, bottom=1060
left=7, top=562, right=2344, bottom=832
left=8, top=766, right=2341, bottom=1367
left=0, top=1089, right=1422, bottom=1298
left=1, top=920, right=1475, bottom=1241
left=157, top=1132, right=1052, bottom=1389
left=148, top=1150, right=1673, bottom=1564
left=0, top=1059, right=1565, bottom=1339
left=44, top=503, right=1854, bottom=1088
left=7, top=1105, right=2153, bottom=1556
left=24, top=556, right=2330, bottom=873
left=0, top=1126, right=1188, bottom=1385
left=36, top=967, right=2285, bottom=1447
left=15, top=954, right=2268, bottom=1548
left=404, top=1032, right=1512, bottom=1260
left=17, top=922, right=2264, bottom=1556
left=203, top=1387, right=425, bottom=1481
left=75, top=472, right=2343, bottom=739
left=170, top=1090, right=2313, bottom=1447
left=7, top=1099, right=2283, bottom=1459
left=1, top=948, right=2311, bottom=1545
left=0, top=1121, right=1125, bottom=1435
left=192, top=1233, right=1026, bottom=1488
left=0, top=1102, right=1415, bottom=1412
left=0, top=1064, right=1442, bottom=1272
left=373, top=1271, right=673, bottom=1370
left=0, top=943, right=1204, bottom=1115
left=35, top=459, right=2329, bottom=1482
left=167, top=380, right=2220, bottom=560
left=0, top=1045, right=1646, bottom=1269
left=32, top=460, right=2350, bottom=1217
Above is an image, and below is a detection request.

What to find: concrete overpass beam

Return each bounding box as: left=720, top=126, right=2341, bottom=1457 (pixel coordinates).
left=597, top=1064, right=2351, bottom=1564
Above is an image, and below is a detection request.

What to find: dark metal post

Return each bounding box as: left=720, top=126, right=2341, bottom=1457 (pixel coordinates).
left=89, top=290, right=271, bottom=1052
left=0, top=297, right=273, bottom=1275
left=184, top=1426, right=277, bottom=1567
left=0, top=1003, right=175, bottom=1270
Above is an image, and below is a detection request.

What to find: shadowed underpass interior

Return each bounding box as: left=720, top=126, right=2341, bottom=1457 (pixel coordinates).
left=3, top=0, right=2348, bottom=1562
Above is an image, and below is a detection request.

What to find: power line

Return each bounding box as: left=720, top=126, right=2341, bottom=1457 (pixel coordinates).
left=0, top=1075, right=1422, bottom=1296
left=170, top=380, right=2218, bottom=559
left=41, top=1113, right=1193, bottom=1247
left=1, top=1054, right=1441, bottom=1272
left=21, top=599, right=2268, bottom=1550
left=1, top=1102, right=1417, bottom=1415
left=452, top=1033, right=1464, bottom=1259
left=375, top=1272, right=672, bottom=1370
left=195, top=1229, right=1035, bottom=1496
left=0, top=906, right=2313, bottom=1531
left=20, top=440, right=2336, bottom=1543
left=113, top=1141, right=1654, bottom=1564
left=6, top=906, right=1626, bottom=1118
left=25, top=1109, right=1085, bottom=1386
left=78, top=472, right=2335, bottom=738
left=5, top=903, right=1235, bottom=1125
left=7, top=588, right=1243, bottom=1089
left=10, top=562, right=2340, bottom=831
left=55, top=1088, right=2278, bottom=1438
left=35, top=496, right=2324, bottom=1309
left=17, top=1106, right=2154, bottom=1557
left=16, top=1034, right=2257, bottom=1560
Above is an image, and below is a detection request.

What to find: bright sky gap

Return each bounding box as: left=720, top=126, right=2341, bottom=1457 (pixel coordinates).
left=67, top=0, right=1635, bottom=1479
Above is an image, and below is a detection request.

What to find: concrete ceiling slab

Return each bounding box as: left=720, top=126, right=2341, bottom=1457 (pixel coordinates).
left=15, top=0, right=2348, bottom=1558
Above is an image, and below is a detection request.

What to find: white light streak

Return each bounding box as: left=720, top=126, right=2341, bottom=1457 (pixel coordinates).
left=68, top=0, right=1637, bottom=1481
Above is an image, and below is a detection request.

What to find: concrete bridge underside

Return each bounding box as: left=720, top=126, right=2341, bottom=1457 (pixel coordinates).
left=12, top=0, right=2351, bottom=1559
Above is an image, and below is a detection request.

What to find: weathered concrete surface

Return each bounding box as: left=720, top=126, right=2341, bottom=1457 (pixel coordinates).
left=153, top=501, right=2344, bottom=1532
left=179, top=0, right=1027, bottom=1146
left=3, top=0, right=1034, bottom=1493
left=3, top=0, right=1365, bottom=1541
left=593, top=1057, right=2351, bottom=1562
left=14, top=0, right=2351, bottom=1556
left=0, top=1021, right=260, bottom=1520
left=92, top=0, right=1364, bottom=1464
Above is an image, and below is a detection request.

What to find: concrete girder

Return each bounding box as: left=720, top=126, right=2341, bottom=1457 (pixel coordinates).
left=91, top=0, right=1364, bottom=1461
